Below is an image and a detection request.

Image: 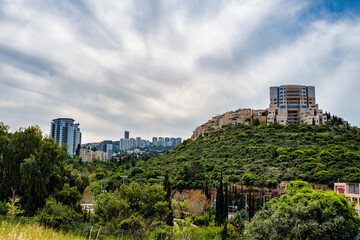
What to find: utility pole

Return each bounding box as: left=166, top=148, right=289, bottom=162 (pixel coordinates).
left=157, top=176, right=165, bottom=186
left=245, top=193, right=248, bottom=221
left=214, top=181, right=217, bottom=206
left=120, top=176, right=128, bottom=185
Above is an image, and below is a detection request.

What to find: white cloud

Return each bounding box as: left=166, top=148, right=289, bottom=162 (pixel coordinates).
left=0, top=0, right=359, bottom=142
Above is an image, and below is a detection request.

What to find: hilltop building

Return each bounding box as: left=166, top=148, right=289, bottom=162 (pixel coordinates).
left=50, top=118, right=81, bottom=156
left=267, top=85, right=327, bottom=125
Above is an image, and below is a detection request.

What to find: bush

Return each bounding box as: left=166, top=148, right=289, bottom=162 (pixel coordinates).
left=0, top=201, right=8, bottom=215
left=34, top=197, right=82, bottom=228
left=247, top=181, right=360, bottom=239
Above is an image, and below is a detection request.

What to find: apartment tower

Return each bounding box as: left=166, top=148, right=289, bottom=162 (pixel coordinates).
left=50, top=118, right=81, bottom=156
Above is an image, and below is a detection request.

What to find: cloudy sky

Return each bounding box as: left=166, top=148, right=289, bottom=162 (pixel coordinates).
left=1, top=0, right=360, bottom=143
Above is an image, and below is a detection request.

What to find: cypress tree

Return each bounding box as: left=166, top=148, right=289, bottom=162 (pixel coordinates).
left=164, top=174, right=174, bottom=226
left=215, top=171, right=225, bottom=225
left=224, top=183, right=229, bottom=222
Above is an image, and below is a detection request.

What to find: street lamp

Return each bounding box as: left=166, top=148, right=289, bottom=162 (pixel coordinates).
left=120, top=176, right=128, bottom=185
left=157, top=176, right=165, bottom=186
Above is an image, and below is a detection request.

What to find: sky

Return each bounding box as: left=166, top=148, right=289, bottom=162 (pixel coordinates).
left=1, top=0, right=360, bottom=143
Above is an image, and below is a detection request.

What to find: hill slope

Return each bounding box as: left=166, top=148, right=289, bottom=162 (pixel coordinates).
left=128, top=123, right=360, bottom=189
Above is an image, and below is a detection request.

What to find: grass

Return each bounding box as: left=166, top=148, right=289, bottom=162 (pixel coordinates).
left=0, top=217, right=86, bottom=240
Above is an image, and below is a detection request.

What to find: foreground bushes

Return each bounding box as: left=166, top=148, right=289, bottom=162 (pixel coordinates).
left=247, top=181, right=360, bottom=239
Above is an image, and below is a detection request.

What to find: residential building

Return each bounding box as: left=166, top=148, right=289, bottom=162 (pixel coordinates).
left=124, top=130, right=129, bottom=139
left=165, top=137, right=170, bottom=147
left=159, top=137, right=165, bottom=147
left=136, top=137, right=141, bottom=147
left=152, top=137, right=158, bottom=146
left=50, top=118, right=81, bottom=156
left=119, top=138, right=129, bottom=151
left=267, top=85, right=327, bottom=125
left=140, top=140, right=146, bottom=148
left=334, top=182, right=360, bottom=215
left=129, top=138, right=136, bottom=149
left=100, top=140, right=113, bottom=160
left=79, top=147, right=107, bottom=162
left=176, top=137, right=182, bottom=145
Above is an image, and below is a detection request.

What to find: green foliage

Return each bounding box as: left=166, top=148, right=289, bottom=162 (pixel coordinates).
left=123, top=123, right=360, bottom=187
left=55, top=184, right=82, bottom=207
left=0, top=200, right=8, bottom=215
left=6, top=193, right=24, bottom=218
left=94, top=182, right=168, bottom=228
left=247, top=181, right=360, bottom=239
left=34, top=197, right=82, bottom=228
left=0, top=123, right=87, bottom=215
left=230, top=210, right=245, bottom=234
left=242, top=174, right=256, bottom=186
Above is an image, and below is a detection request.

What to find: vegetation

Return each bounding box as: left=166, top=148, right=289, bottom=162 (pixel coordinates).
left=0, top=123, right=89, bottom=216
left=1, top=119, right=360, bottom=239
left=0, top=217, right=86, bottom=240
left=247, top=180, right=360, bottom=239
left=121, top=122, right=360, bottom=189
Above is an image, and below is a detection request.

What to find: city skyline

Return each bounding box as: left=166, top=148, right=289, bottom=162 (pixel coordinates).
left=1, top=1, right=360, bottom=143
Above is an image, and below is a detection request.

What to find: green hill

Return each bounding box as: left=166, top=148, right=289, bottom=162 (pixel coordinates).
left=123, top=122, right=360, bottom=189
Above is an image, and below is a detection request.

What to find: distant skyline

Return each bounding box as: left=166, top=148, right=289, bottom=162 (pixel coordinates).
left=1, top=1, right=360, bottom=143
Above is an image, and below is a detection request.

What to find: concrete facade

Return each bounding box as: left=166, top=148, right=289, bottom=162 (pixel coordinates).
left=334, top=182, right=360, bottom=215
left=80, top=148, right=107, bottom=162
left=50, top=118, right=81, bottom=156
left=267, top=85, right=327, bottom=125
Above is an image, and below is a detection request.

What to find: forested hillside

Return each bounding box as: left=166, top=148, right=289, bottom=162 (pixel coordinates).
left=122, top=122, right=360, bottom=189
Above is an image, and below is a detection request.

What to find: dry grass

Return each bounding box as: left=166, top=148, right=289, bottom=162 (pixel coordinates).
left=0, top=219, right=86, bottom=240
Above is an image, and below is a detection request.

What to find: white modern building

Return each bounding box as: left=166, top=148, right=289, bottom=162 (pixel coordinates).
left=50, top=118, right=81, bottom=156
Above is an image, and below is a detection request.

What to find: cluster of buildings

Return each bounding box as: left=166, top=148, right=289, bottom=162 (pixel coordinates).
left=119, top=130, right=182, bottom=152
left=79, top=140, right=113, bottom=162
left=192, top=84, right=328, bottom=139
left=50, top=118, right=181, bottom=162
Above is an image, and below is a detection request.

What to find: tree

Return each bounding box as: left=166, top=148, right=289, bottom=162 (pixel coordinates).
left=94, top=182, right=168, bottom=226
left=247, top=181, right=360, bottom=239
left=215, top=171, right=225, bottom=225
left=185, top=190, right=209, bottom=216
left=6, top=188, right=24, bottom=220
left=164, top=174, right=174, bottom=226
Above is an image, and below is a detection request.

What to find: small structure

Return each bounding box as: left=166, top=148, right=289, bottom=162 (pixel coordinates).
left=334, top=182, right=360, bottom=215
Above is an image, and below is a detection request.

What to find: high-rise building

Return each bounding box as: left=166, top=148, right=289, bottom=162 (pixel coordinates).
left=159, top=137, right=165, bottom=147
left=136, top=137, right=141, bottom=148
left=176, top=138, right=182, bottom=145
left=171, top=137, right=176, bottom=146
left=140, top=139, right=146, bottom=148
left=152, top=137, right=158, bottom=145
left=50, top=118, right=81, bottom=156
left=165, top=137, right=170, bottom=147
left=129, top=138, right=136, bottom=149
left=124, top=130, right=129, bottom=139
left=119, top=138, right=129, bottom=151
left=267, top=85, right=327, bottom=125
left=100, top=140, right=113, bottom=160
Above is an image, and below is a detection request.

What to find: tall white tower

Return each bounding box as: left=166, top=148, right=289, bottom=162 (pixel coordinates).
left=50, top=118, right=81, bottom=156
